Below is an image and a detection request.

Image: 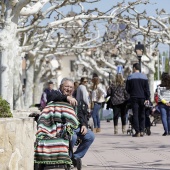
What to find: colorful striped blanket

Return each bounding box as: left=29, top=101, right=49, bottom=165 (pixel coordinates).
left=34, top=102, right=79, bottom=165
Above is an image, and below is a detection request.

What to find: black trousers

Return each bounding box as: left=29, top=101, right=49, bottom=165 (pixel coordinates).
left=131, top=98, right=145, bottom=133
left=112, top=102, right=127, bottom=126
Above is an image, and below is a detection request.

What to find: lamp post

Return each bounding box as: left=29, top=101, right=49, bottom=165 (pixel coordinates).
left=135, top=42, right=144, bottom=72
left=109, top=72, right=111, bottom=86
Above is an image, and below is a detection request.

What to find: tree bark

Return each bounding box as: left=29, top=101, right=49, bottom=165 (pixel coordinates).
left=0, top=1, right=20, bottom=110
left=0, top=50, right=14, bottom=110
left=13, top=56, right=24, bottom=110
left=148, top=73, right=154, bottom=102
left=24, top=63, right=34, bottom=108
left=33, top=70, right=44, bottom=104
left=33, top=81, right=43, bottom=105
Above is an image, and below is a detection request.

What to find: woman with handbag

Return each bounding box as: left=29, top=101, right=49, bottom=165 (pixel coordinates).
left=107, top=73, right=129, bottom=134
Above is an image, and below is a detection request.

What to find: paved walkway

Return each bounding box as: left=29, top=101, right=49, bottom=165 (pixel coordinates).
left=80, top=120, right=170, bottom=170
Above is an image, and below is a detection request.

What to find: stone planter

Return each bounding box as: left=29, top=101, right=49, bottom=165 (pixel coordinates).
left=0, top=117, right=36, bottom=170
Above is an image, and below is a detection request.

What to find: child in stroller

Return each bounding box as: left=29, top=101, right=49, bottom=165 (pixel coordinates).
left=127, top=102, right=153, bottom=136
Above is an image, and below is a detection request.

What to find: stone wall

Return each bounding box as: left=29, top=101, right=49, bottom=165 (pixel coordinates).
left=0, top=117, right=36, bottom=170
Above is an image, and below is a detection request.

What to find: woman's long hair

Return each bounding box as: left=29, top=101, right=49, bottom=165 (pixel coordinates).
left=92, top=77, right=100, bottom=90
left=160, top=72, right=170, bottom=89
left=115, top=73, right=124, bottom=86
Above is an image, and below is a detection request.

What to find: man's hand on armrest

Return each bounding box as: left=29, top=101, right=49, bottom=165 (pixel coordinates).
left=67, top=96, right=77, bottom=106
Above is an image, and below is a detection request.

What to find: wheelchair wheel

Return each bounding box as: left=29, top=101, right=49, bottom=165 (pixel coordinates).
left=34, top=163, right=45, bottom=170
left=88, top=117, right=94, bottom=131
left=64, top=164, right=71, bottom=170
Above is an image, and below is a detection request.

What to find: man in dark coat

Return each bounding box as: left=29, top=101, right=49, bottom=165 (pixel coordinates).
left=126, top=63, right=150, bottom=137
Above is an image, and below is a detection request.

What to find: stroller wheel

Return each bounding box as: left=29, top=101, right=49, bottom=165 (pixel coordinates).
left=127, top=129, right=131, bottom=135
left=88, top=117, right=94, bottom=131
left=64, top=164, right=71, bottom=170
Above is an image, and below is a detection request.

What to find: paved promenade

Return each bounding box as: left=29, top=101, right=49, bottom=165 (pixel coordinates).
left=80, top=120, right=170, bottom=170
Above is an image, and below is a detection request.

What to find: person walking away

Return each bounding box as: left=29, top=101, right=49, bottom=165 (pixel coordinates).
left=91, top=73, right=106, bottom=133
left=107, top=73, right=129, bottom=134
left=157, top=72, right=170, bottom=136
left=126, top=63, right=150, bottom=137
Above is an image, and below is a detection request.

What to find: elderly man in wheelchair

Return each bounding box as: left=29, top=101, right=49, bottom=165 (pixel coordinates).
left=34, top=78, right=95, bottom=170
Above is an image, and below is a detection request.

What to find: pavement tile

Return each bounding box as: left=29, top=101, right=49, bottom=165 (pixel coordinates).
left=81, top=120, right=170, bottom=170
left=48, top=120, right=170, bottom=170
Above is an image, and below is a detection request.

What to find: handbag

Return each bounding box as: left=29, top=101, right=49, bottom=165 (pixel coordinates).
left=106, top=97, right=112, bottom=110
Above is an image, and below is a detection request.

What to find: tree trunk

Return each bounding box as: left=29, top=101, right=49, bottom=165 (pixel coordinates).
left=13, top=53, right=24, bottom=110
left=148, top=73, right=154, bottom=102
left=33, top=81, right=43, bottom=105
left=0, top=2, right=19, bottom=110
left=24, top=64, right=35, bottom=108
left=33, top=70, right=44, bottom=104
left=0, top=50, right=14, bottom=110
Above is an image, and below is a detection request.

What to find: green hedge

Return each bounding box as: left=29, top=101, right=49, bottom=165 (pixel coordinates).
left=0, top=96, right=12, bottom=118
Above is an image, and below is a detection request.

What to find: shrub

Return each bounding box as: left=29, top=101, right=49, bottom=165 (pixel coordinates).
left=0, top=96, right=13, bottom=118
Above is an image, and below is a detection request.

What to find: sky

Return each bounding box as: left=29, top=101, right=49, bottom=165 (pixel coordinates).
left=67, top=0, right=170, bottom=53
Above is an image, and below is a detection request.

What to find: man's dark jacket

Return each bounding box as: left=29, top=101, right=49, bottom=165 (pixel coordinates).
left=126, top=72, right=150, bottom=100
left=48, top=90, right=88, bottom=128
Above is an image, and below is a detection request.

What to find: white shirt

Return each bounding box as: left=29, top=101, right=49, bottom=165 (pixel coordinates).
left=92, top=83, right=106, bottom=103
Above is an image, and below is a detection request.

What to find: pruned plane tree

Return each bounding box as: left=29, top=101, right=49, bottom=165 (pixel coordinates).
left=0, top=0, right=167, bottom=108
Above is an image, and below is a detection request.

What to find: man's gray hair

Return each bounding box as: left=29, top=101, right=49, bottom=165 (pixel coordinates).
left=60, top=77, right=74, bottom=85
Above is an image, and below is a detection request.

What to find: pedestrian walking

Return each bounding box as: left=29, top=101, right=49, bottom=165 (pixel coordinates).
left=157, top=72, right=170, bottom=136
left=106, top=73, right=129, bottom=134
left=126, top=63, right=150, bottom=137
left=91, top=73, right=106, bottom=133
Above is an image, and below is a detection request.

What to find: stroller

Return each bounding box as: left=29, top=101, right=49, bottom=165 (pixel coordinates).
left=150, top=105, right=161, bottom=126
left=127, top=109, right=134, bottom=135
left=127, top=104, right=153, bottom=136
left=33, top=102, right=79, bottom=170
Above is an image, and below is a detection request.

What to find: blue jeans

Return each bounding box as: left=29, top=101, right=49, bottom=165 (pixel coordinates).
left=158, top=103, right=170, bottom=133
left=71, top=127, right=95, bottom=158
left=92, top=103, right=101, bottom=128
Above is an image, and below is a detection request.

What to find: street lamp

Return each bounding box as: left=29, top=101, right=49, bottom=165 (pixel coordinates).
left=135, top=42, right=145, bottom=72
left=109, top=72, right=111, bottom=86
